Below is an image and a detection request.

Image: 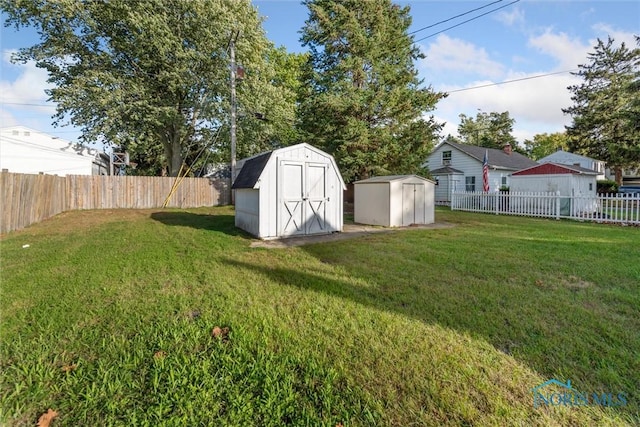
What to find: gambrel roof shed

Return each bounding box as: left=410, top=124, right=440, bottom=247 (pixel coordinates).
left=232, top=143, right=346, bottom=239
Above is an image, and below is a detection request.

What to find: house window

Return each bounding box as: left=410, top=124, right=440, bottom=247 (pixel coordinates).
left=442, top=151, right=452, bottom=165
left=465, top=176, right=475, bottom=192
left=501, top=176, right=507, bottom=186
left=589, top=183, right=593, bottom=191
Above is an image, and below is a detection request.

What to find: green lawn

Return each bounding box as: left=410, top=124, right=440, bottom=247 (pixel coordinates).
left=1, top=207, right=638, bottom=426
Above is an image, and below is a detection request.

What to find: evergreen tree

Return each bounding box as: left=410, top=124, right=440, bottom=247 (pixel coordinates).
left=2, top=0, right=296, bottom=176
left=299, top=0, right=445, bottom=182
left=563, top=37, right=640, bottom=184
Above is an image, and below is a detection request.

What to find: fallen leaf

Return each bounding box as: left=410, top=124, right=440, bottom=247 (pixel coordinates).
left=211, top=326, right=230, bottom=341
left=61, top=364, right=77, bottom=373
left=153, top=351, right=167, bottom=359
left=37, top=409, right=58, bottom=427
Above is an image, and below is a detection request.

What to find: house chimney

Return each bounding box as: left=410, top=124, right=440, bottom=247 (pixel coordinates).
left=503, top=143, right=512, bottom=155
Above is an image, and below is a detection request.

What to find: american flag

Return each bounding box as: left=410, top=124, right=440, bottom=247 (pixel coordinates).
left=482, top=150, right=490, bottom=192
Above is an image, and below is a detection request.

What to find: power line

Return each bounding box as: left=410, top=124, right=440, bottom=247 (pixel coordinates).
left=445, top=69, right=578, bottom=94
left=414, top=0, right=521, bottom=43
left=408, top=0, right=503, bottom=35
left=2, top=101, right=54, bottom=107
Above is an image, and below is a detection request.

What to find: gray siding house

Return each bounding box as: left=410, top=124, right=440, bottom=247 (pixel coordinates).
left=424, top=141, right=537, bottom=204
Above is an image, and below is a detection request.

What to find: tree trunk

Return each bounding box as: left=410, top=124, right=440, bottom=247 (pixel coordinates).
left=163, top=129, right=184, bottom=177
left=614, top=166, right=623, bottom=186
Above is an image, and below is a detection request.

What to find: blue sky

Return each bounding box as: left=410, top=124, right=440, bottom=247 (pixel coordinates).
left=1, top=1, right=638, bottom=149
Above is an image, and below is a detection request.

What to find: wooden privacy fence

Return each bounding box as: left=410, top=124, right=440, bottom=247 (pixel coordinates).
left=0, top=172, right=231, bottom=234
left=451, top=191, right=640, bottom=225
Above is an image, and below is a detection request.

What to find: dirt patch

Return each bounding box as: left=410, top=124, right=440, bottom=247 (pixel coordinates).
left=250, top=221, right=456, bottom=249
left=560, top=276, right=594, bottom=291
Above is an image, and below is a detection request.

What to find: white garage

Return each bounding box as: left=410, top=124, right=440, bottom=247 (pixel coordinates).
left=354, top=175, right=435, bottom=227
left=232, top=143, right=346, bottom=239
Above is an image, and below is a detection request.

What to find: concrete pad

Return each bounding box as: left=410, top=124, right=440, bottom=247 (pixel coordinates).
left=250, top=221, right=455, bottom=249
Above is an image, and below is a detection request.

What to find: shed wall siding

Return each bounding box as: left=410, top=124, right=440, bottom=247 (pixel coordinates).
left=235, top=189, right=260, bottom=236
left=425, top=183, right=435, bottom=224
left=259, top=162, right=277, bottom=238
left=355, top=183, right=389, bottom=226
left=510, top=175, right=574, bottom=195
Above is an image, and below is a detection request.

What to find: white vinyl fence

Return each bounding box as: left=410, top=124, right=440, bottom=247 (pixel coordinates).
left=451, top=191, right=640, bottom=225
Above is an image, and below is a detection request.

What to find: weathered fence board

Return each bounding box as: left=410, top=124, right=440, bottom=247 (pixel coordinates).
left=1, top=172, right=231, bottom=234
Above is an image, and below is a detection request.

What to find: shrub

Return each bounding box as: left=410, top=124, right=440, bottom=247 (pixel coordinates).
left=597, top=179, right=618, bottom=194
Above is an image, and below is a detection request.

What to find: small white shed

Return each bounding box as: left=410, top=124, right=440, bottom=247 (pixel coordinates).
left=232, top=143, right=346, bottom=239
left=354, top=175, right=435, bottom=227
left=510, top=163, right=598, bottom=215
left=510, top=163, right=598, bottom=196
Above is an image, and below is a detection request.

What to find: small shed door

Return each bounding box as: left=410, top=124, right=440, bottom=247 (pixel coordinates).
left=305, top=163, right=327, bottom=234
left=402, top=183, right=425, bottom=226
left=280, top=161, right=306, bottom=236
left=279, top=160, right=328, bottom=236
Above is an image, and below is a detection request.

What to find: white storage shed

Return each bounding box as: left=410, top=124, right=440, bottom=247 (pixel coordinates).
left=232, top=143, right=346, bottom=239
left=510, top=163, right=598, bottom=215
left=510, top=163, right=598, bottom=195
left=354, top=175, right=435, bottom=227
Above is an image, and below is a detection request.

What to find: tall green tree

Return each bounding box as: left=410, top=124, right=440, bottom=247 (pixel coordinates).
left=2, top=0, right=295, bottom=176
left=523, top=132, right=569, bottom=160
left=563, top=36, right=640, bottom=184
left=299, top=0, right=445, bottom=182
left=457, top=111, right=517, bottom=150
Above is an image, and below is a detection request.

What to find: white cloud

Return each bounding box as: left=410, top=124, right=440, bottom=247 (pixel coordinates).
left=0, top=51, right=55, bottom=112
left=432, top=115, right=458, bottom=139
left=590, top=23, right=637, bottom=47
left=0, top=109, right=20, bottom=128
left=528, top=30, right=590, bottom=70
left=495, top=7, right=524, bottom=27
left=420, top=35, right=504, bottom=79
left=579, top=7, right=595, bottom=20
left=433, top=70, right=581, bottom=143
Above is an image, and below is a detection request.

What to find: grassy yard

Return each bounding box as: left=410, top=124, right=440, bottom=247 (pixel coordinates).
left=1, top=207, right=638, bottom=426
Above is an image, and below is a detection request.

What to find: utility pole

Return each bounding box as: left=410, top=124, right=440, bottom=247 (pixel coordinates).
left=229, top=31, right=238, bottom=204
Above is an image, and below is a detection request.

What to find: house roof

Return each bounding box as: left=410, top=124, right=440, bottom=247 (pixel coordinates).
left=354, top=175, right=435, bottom=184
left=430, top=166, right=463, bottom=175
left=231, top=151, right=272, bottom=189
left=0, top=125, right=101, bottom=159
left=441, top=141, right=537, bottom=170
left=539, top=150, right=603, bottom=163
left=512, top=162, right=599, bottom=176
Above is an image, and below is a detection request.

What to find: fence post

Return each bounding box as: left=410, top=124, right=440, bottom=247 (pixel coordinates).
left=555, top=191, right=560, bottom=220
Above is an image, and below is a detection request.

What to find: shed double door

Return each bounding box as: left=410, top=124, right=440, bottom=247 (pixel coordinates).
left=279, top=160, right=328, bottom=236
left=402, top=183, right=426, bottom=226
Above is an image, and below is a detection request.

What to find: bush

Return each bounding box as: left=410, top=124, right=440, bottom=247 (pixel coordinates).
left=597, top=179, right=618, bottom=194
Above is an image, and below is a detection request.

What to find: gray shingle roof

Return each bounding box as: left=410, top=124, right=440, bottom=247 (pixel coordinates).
left=445, top=141, right=537, bottom=170
left=231, top=151, right=272, bottom=189
left=430, top=166, right=463, bottom=175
